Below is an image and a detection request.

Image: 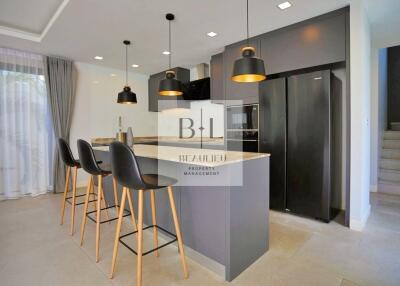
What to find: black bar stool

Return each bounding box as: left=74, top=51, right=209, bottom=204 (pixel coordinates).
left=58, top=138, right=99, bottom=235
left=77, top=139, right=137, bottom=263
left=109, top=141, right=188, bottom=286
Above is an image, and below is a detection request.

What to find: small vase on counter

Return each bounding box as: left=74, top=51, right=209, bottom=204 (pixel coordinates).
left=127, top=127, right=134, bottom=147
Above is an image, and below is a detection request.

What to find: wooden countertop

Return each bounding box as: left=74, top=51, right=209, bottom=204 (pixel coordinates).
left=94, top=144, right=269, bottom=167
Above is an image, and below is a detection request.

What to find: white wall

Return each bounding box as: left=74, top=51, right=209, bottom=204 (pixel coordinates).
left=70, top=62, right=157, bottom=185
left=370, top=48, right=388, bottom=192
left=349, top=0, right=372, bottom=231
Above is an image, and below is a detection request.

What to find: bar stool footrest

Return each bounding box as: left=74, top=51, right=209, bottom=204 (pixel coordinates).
left=119, top=225, right=177, bottom=256
left=66, top=193, right=97, bottom=206
left=86, top=205, right=131, bottom=224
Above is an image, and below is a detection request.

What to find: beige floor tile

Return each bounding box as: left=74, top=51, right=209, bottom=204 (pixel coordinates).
left=269, top=222, right=312, bottom=257
left=341, top=279, right=361, bottom=286
left=1, top=192, right=400, bottom=286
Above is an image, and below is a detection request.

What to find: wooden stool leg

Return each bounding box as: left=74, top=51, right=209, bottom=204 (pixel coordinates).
left=136, top=189, right=144, bottom=286
left=150, top=190, right=159, bottom=257
left=95, top=175, right=102, bottom=262
left=100, top=186, right=110, bottom=222
left=70, top=166, right=78, bottom=235
left=167, top=186, right=189, bottom=279
left=90, top=179, right=96, bottom=212
left=109, top=187, right=127, bottom=279
left=112, top=177, right=119, bottom=214
left=126, top=189, right=137, bottom=231
left=80, top=176, right=92, bottom=245
left=60, top=166, right=71, bottom=225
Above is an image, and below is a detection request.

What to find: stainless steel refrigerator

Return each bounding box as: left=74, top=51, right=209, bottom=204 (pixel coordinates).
left=259, top=70, right=342, bottom=222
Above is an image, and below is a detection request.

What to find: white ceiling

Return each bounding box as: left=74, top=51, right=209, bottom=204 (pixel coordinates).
left=0, top=0, right=397, bottom=75
left=0, top=0, right=63, bottom=34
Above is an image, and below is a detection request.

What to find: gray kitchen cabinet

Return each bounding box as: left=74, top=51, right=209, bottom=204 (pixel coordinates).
left=223, top=39, right=262, bottom=106
left=148, top=67, right=190, bottom=112
left=260, top=12, right=346, bottom=75
left=210, top=53, right=225, bottom=103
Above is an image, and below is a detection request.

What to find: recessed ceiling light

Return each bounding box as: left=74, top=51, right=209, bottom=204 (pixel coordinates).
left=162, top=51, right=170, bottom=55
left=94, top=56, right=103, bottom=60
left=131, top=64, right=139, bottom=68
left=207, top=32, right=218, bottom=37
left=110, top=73, right=117, bottom=77
left=278, top=1, right=292, bottom=10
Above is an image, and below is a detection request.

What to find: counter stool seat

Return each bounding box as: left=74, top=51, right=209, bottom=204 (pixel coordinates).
left=140, top=174, right=177, bottom=190
left=109, top=141, right=188, bottom=286
left=96, top=163, right=112, bottom=175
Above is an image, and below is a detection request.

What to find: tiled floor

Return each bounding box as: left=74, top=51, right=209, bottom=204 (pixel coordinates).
left=0, top=191, right=399, bottom=286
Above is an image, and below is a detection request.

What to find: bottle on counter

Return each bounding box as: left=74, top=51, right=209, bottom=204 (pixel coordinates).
left=127, top=127, right=134, bottom=147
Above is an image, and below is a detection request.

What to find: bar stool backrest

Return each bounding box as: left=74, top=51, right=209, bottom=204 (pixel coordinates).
left=58, top=138, right=77, bottom=167
left=110, top=141, right=146, bottom=190
left=77, top=139, right=103, bottom=175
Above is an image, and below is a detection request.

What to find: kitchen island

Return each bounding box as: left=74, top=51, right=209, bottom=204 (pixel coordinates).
left=93, top=144, right=270, bottom=281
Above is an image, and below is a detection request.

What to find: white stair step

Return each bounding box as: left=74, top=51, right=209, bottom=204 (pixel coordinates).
left=381, top=149, right=400, bottom=159
left=378, top=180, right=400, bottom=195
left=380, top=159, right=400, bottom=171
left=391, top=122, right=400, bottom=131
left=383, top=131, right=400, bottom=140
left=382, top=140, right=400, bottom=149
left=379, top=169, right=400, bottom=182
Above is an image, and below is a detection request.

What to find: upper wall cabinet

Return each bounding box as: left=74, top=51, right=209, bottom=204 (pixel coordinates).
left=223, top=39, right=262, bottom=105
left=210, top=53, right=224, bottom=103
left=148, top=67, right=190, bottom=112
left=261, top=12, right=346, bottom=75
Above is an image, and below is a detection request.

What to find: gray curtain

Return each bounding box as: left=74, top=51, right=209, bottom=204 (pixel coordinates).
left=44, top=56, right=77, bottom=193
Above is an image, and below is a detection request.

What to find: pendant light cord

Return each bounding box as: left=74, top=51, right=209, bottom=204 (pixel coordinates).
left=125, top=44, right=128, bottom=86
left=246, top=0, right=249, bottom=46
left=169, top=19, right=172, bottom=69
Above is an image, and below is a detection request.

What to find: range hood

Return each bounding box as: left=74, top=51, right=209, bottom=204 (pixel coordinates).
left=182, top=63, right=210, bottom=100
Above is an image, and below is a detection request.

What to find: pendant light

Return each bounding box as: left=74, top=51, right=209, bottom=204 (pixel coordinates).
left=159, top=13, right=183, bottom=96
left=232, top=0, right=266, bottom=83
left=117, top=40, right=137, bottom=104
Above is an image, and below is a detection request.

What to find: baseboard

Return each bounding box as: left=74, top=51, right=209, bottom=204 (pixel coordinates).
left=350, top=204, right=371, bottom=231
left=370, top=185, right=378, bottom=192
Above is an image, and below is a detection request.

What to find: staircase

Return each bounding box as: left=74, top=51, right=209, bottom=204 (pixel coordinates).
left=379, top=130, right=400, bottom=195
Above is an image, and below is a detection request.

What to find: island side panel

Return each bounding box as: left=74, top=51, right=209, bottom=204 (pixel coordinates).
left=225, top=157, right=270, bottom=281
left=179, top=184, right=227, bottom=265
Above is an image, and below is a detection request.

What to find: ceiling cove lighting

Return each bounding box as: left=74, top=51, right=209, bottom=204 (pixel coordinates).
left=207, top=31, right=218, bottom=37
left=278, top=1, right=292, bottom=10
left=94, top=56, right=103, bottom=60
left=117, top=40, right=137, bottom=104
left=158, top=13, right=183, bottom=96
left=232, top=0, right=266, bottom=83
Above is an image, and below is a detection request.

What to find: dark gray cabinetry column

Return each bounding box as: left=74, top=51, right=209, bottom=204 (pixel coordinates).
left=210, top=53, right=225, bottom=103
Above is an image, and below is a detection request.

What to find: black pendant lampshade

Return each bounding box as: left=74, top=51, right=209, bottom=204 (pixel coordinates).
left=159, top=70, right=183, bottom=96
left=117, top=40, right=137, bottom=104
left=232, top=0, right=266, bottom=83
left=159, top=13, right=183, bottom=96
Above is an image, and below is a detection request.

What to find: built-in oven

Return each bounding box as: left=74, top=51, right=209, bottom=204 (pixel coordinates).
left=226, top=104, right=259, bottom=152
